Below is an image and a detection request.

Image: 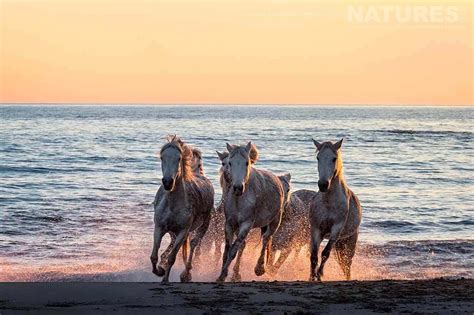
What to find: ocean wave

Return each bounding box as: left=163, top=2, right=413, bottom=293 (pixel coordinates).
left=361, top=239, right=474, bottom=256
left=375, top=129, right=473, bottom=141
left=0, top=166, right=95, bottom=174
left=377, top=129, right=472, bottom=136
left=37, top=215, right=64, bottom=223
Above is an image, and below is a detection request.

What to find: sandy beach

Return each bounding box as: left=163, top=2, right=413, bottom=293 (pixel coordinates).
left=0, top=278, right=472, bottom=314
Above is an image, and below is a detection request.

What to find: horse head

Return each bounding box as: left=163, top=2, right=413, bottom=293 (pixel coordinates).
left=312, top=138, right=343, bottom=192
left=226, top=141, right=258, bottom=196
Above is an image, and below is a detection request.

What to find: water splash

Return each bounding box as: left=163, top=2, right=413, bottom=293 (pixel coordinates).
left=2, top=238, right=472, bottom=282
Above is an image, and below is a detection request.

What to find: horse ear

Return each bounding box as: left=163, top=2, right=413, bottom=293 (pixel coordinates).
left=312, top=138, right=322, bottom=150
left=246, top=141, right=252, bottom=152
left=226, top=143, right=233, bottom=152
left=284, top=173, right=291, bottom=182
left=334, top=138, right=343, bottom=150
left=216, top=151, right=225, bottom=161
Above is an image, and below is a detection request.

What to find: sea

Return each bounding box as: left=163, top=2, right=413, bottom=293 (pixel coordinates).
left=0, top=105, right=472, bottom=282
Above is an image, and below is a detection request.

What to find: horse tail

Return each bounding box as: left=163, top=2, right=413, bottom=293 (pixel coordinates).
left=182, top=235, right=189, bottom=265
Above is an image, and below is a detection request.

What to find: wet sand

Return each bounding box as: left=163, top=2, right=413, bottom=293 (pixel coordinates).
left=0, top=278, right=472, bottom=314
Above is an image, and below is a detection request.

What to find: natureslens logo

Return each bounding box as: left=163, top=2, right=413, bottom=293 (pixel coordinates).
left=347, top=5, right=460, bottom=24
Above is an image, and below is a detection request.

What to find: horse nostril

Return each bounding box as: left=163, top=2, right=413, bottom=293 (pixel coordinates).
left=162, top=178, right=174, bottom=190
left=233, top=185, right=243, bottom=195
left=318, top=180, right=329, bottom=192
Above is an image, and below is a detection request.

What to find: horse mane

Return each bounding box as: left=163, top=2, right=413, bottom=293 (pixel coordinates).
left=192, top=148, right=205, bottom=175
left=277, top=173, right=292, bottom=205
left=218, top=151, right=230, bottom=189
left=192, top=147, right=202, bottom=160
left=160, top=135, right=195, bottom=181
left=248, top=143, right=259, bottom=164
left=219, top=168, right=231, bottom=189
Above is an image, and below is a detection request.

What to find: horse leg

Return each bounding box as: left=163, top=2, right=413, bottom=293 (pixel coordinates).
left=217, top=222, right=251, bottom=282
left=266, top=237, right=275, bottom=268
left=194, top=208, right=216, bottom=265
left=268, top=246, right=292, bottom=276
left=193, top=233, right=202, bottom=264
left=316, top=239, right=334, bottom=280
left=255, top=217, right=279, bottom=276
left=162, top=228, right=189, bottom=283
left=180, top=212, right=211, bottom=282
left=216, top=221, right=234, bottom=282
left=317, top=223, right=344, bottom=281
left=293, top=244, right=303, bottom=260
left=230, top=240, right=246, bottom=282
left=214, top=211, right=225, bottom=266
left=335, top=232, right=358, bottom=280
left=214, top=237, right=223, bottom=267
left=150, top=226, right=164, bottom=277
left=309, top=228, right=323, bottom=281
left=155, top=233, right=175, bottom=277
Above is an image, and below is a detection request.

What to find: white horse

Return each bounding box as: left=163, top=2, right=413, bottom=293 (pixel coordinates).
left=151, top=147, right=204, bottom=272
left=217, top=148, right=262, bottom=280
left=150, top=136, right=214, bottom=282
left=217, top=142, right=285, bottom=282
left=268, top=174, right=315, bottom=275
left=309, top=139, right=362, bottom=281
left=201, top=148, right=261, bottom=273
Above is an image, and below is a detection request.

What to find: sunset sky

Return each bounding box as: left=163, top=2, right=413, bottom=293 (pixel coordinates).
left=0, top=0, right=472, bottom=105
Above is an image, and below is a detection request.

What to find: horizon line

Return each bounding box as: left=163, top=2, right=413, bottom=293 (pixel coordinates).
left=0, top=102, right=472, bottom=107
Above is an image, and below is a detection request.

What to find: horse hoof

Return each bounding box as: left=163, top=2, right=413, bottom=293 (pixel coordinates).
left=153, top=266, right=165, bottom=277
left=254, top=264, right=265, bottom=276
left=216, top=276, right=226, bottom=283
left=180, top=271, right=192, bottom=283
left=230, top=273, right=242, bottom=282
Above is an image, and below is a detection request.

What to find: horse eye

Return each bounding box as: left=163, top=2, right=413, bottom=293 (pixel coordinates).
left=333, top=158, right=337, bottom=162
left=246, top=161, right=249, bottom=166
left=317, top=156, right=319, bottom=161
left=229, top=162, right=232, bottom=166
left=222, top=163, right=225, bottom=166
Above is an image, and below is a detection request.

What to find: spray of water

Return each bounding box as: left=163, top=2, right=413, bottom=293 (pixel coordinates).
left=3, top=235, right=463, bottom=282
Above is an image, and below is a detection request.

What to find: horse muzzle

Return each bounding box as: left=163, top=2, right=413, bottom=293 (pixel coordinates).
left=318, top=180, right=329, bottom=192
left=233, top=184, right=244, bottom=196
left=162, top=177, right=175, bottom=191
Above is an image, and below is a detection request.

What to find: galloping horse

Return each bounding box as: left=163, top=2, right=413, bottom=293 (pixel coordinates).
left=217, top=142, right=285, bottom=282
left=151, top=147, right=204, bottom=273
left=150, top=136, right=214, bottom=282
left=309, top=139, right=362, bottom=281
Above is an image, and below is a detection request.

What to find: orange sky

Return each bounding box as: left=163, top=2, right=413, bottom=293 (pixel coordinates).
left=0, top=0, right=472, bottom=105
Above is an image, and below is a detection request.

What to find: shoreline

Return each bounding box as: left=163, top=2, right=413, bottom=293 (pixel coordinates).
left=1, top=278, right=472, bottom=314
